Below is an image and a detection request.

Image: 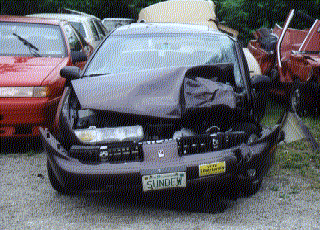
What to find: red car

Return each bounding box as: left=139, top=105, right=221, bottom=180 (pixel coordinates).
left=248, top=10, right=320, bottom=115
left=0, top=16, right=91, bottom=137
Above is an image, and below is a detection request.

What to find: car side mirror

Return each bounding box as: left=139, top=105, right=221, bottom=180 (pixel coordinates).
left=251, top=75, right=271, bottom=90
left=71, top=51, right=87, bottom=64
left=60, top=66, right=81, bottom=81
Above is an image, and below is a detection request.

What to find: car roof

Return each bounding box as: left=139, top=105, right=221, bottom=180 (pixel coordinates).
left=29, top=13, right=97, bottom=23
left=103, top=18, right=134, bottom=21
left=112, top=23, right=228, bottom=37
left=0, top=15, right=61, bottom=25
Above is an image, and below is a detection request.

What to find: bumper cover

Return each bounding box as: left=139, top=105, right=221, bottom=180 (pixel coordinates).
left=0, top=97, right=60, bottom=137
left=40, top=126, right=281, bottom=192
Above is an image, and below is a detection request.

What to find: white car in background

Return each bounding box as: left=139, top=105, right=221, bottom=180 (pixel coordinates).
left=102, top=18, right=134, bottom=34
left=29, top=13, right=107, bottom=49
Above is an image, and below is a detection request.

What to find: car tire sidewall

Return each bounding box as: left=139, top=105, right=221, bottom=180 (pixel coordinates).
left=291, top=82, right=307, bottom=117
left=241, top=178, right=262, bottom=197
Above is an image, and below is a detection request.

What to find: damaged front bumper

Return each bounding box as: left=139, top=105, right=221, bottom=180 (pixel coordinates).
left=40, top=125, right=283, bottom=193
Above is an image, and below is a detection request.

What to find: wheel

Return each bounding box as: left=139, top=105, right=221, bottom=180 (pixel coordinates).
left=251, top=86, right=268, bottom=123
left=47, top=160, right=74, bottom=195
left=241, top=179, right=262, bottom=197
left=254, top=91, right=267, bottom=123
left=269, top=68, right=279, bottom=83
left=291, top=84, right=307, bottom=117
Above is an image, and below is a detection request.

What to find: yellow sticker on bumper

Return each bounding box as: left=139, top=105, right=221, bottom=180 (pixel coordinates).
left=199, top=161, right=226, bottom=177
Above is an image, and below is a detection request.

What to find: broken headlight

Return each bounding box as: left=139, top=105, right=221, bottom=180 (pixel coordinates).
left=74, top=125, right=144, bottom=144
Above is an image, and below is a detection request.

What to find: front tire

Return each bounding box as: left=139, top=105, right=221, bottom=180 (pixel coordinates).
left=241, top=179, right=262, bottom=197
left=291, top=83, right=307, bottom=117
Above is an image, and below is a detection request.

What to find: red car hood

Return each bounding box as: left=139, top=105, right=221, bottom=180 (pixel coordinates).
left=0, top=56, right=68, bottom=87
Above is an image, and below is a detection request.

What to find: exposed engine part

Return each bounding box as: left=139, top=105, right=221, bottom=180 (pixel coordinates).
left=206, top=126, right=220, bottom=134
left=172, top=128, right=195, bottom=139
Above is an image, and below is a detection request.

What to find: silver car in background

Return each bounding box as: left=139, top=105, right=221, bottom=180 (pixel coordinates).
left=29, top=13, right=107, bottom=49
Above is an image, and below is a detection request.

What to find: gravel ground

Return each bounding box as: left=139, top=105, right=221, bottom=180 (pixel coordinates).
left=1, top=153, right=320, bottom=230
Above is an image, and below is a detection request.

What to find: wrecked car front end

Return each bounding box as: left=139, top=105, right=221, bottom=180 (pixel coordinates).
left=40, top=64, right=283, bottom=195
left=41, top=120, right=281, bottom=194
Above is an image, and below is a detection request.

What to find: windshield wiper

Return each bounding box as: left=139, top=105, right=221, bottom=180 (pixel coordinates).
left=84, top=73, right=110, bottom=77
left=13, top=33, right=41, bottom=57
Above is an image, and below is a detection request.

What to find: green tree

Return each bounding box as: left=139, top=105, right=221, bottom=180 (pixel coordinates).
left=1, top=0, right=319, bottom=43
left=216, top=0, right=320, bottom=44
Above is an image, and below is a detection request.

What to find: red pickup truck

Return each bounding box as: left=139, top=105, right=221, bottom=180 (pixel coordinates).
left=248, top=10, right=320, bottom=116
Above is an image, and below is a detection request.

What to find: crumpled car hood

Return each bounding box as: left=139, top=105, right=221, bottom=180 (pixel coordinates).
left=72, top=64, right=236, bottom=118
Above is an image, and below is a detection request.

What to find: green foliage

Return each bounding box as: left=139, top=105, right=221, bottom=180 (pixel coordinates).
left=270, top=185, right=280, bottom=191
left=0, top=0, right=135, bottom=19
left=215, top=0, right=320, bottom=44
left=1, top=0, right=319, bottom=39
left=128, top=0, right=162, bottom=13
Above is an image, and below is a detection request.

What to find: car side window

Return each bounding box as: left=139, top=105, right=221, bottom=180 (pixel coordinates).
left=63, top=24, right=82, bottom=52
left=93, top=19, right=106, bottom=37
left=89, top=20, right=100, bottom=41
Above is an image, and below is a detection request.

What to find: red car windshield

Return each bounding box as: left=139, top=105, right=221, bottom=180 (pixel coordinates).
left=0, top=22, right=67, bottom=57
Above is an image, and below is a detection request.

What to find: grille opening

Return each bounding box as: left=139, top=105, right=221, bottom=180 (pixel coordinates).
left=69, top=142, right=144, bottom=164
left=100, top=142, right=143, bottom=163
left=177, top=135, right=217, bottom=156
left=144, top=123, right=177, bottom=141
left=177, top=131, right=248, bottom=156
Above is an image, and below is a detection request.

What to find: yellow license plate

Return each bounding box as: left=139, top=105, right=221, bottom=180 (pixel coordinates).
left=199, top=161, right=226, bottom=177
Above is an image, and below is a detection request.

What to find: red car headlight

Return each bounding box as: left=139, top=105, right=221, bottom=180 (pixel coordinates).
left=0, top=86, right=50, bottom=98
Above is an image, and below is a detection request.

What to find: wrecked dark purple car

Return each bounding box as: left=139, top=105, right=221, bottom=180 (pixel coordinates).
left=40, top=23, right=285, bottom=198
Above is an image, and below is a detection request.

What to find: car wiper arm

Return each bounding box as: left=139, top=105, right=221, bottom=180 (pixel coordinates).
left=13, top=33, right=41, bottom=57
left=84, top=73, right=110, bottom=77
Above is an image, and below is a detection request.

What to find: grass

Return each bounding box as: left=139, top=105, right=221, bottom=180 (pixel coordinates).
left=270, top=185, right=280, bottom=191
left=263, top=98, right=320, bottom=190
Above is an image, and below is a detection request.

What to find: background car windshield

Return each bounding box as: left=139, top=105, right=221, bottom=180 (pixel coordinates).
left=0, top=22, right=66, bottom=57
left=85, top=33, right=243, bottom=86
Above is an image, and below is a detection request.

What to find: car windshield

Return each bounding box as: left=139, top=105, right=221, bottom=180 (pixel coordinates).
left=70, top=21, right=87, bottom=39
left=0, top=22, right=66, bottom=57
left=84, top=33, right=243, bottom=87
